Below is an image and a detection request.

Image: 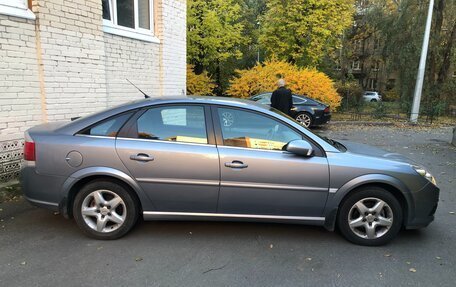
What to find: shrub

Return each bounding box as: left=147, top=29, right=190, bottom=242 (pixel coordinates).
left=383, top=88, right=400, bottom=102
left=227, top=60, right=342, bottom=108
left=186, top=64, right=216, bottom=96
left=335, top=81, right=364, bottom=111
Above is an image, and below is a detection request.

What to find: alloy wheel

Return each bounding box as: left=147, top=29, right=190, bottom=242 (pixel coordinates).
left=295, top=113, right=312, bottom=127
left=348, top=197, right=393, bottom=240
left=81, top=190, right=127, bottom=233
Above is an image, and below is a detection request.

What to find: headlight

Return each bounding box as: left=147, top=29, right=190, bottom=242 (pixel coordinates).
left=413, top=166, right=437, bottom=185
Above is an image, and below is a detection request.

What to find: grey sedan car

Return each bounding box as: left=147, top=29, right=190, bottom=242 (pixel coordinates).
left=21, top=96, right=439, bottom=245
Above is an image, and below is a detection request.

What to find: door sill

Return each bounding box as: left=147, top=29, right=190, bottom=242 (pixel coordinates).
left=143, top=211, right=325, bottom=225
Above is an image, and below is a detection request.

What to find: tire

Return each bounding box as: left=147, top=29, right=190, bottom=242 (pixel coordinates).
left=370, top=99, right=378, bottom=102
left=73, top=180, right=139, bottom=240
left=337, top=186, right=403, bottom=246
left=295, top=112, right=313, bottom=128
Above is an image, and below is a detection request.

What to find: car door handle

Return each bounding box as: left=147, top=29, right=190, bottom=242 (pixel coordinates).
left=130, top=153, right=154, bottom=162
left=224, top=161, right=248, bottom=169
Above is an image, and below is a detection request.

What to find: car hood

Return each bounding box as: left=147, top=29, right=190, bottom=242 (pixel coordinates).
left=338, top=140, right=417, bottom=165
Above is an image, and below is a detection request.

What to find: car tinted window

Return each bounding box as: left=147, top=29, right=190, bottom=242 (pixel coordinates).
left=80, top=112, right=133, bottom=137
left=218, top=108, right=302, bottom=151
left=256, top=94, right=272, bottom=105
left=137, top=106, right=207, bottom=144
left=292, top=96, right=307, bottom=104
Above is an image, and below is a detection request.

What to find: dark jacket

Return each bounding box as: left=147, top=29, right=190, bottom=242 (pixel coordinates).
left=271, top=86, right=293, bottom=115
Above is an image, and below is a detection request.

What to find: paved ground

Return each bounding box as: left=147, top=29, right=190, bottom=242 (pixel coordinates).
left=0, top=125, right=455, bottom=287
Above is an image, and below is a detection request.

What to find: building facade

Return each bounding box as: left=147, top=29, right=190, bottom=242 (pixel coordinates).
left=0, top=0, right=186, bottom=182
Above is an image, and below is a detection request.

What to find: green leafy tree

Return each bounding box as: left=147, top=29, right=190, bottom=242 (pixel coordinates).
left=187, top=0, right=246, bottom=95
left=368, top=0, right=456, bottom=116
left=259, top=0, right=354, bottom=67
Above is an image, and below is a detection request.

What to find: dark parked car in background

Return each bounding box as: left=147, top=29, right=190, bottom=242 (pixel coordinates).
left=250, top=93, right=331, bottom=128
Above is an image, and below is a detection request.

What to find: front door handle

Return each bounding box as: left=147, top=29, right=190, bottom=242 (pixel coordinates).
left=225, top=160, right=248, bottom=169
left=130, top=153, right=154, bottom=162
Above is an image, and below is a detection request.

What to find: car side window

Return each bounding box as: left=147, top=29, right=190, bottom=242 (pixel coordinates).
left=137, top=106, right=208, bottom=144
left=292, top=96, right=307, bottom=104
left=80, top=112, right=133, bottom=137
left=217, top=108, right=302, bottom=151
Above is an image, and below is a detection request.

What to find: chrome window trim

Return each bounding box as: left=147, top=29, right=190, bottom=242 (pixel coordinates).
left=115, top=136, right=216, bottom=147
left=218, top=145, right=288, bottom=154
left=143, top=211, right=325, bottom=222
left=74, top=134, right=116, bottom=140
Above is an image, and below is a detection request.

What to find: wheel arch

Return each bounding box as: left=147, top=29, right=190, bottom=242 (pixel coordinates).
left=60, top=167, right=149, bottom=218
left=323, top=174, right=413, bottom=230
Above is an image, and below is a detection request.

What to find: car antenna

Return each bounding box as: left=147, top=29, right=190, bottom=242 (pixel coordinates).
left=126, top=78, right=150, bottom=98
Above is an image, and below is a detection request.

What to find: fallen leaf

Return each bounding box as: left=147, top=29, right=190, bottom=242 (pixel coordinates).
left=135, top=257, right=143, bottom=262
left=270, top=244, right=273, bottom=249
left=97, top=246, right=103, bottom=250
left=384, top=254, right=391, bottom=257
left=306, top=257, right=312, bottom=261
left=409, top=268, right=416, bottom=273
left=436, top=256, right=441, bottom=260
left=20, top=261, right=26, bottom=265
left=406, top=261, right=411, bottom=265
left=449, top=212, right=455, bottom=215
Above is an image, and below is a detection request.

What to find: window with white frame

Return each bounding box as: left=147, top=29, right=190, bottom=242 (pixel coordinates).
left=102, top=0, right=158, bottom=43
left=0, top=0, right=35, bottom=19
left=371, top=61, right=380, bottom=71
left=352, top=60, right=361, bottom=71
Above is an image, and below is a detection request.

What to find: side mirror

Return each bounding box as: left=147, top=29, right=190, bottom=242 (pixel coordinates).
left=285, top=140, right=314, bottom=157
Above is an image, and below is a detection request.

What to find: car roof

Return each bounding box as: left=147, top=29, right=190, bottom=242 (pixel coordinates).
left=58, top=96, right=270, bottom=134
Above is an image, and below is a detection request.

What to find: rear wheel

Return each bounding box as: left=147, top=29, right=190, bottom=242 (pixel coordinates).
left=295, top=112, right=313, bottom=128
left=73, top=180, right=138, bottom=240
left=337, top=186, right=403, bottom=246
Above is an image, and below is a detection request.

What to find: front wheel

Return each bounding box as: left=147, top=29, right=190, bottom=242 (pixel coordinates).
left=73, top=180, right=139, bottom=240
left=295, top=112, right=313, bottom=128
left=337, top=186, right=403, bottom=246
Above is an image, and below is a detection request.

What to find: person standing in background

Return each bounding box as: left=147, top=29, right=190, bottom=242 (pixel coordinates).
left=271, top=79, right=293, bottom=116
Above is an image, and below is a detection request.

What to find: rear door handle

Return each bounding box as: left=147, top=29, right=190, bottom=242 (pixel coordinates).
left=224, top=160, right=248, bottom=169
left=130, top=153, right=154, bottom=162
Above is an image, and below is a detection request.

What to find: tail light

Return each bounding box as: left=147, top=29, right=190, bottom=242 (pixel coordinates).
left=324, top=107, right=330, bottom=113
left=24, top=141, right=36, bottom=161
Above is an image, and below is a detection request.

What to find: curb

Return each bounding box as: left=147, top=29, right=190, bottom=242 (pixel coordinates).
left=329, top=121, right=395, bottom=126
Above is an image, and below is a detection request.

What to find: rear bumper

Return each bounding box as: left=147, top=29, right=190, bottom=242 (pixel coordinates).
left=405, top=183, right=439, bottom=229
left=313, top=113, right=331, bottom=126
left=20, top=165, right=64, bottom=212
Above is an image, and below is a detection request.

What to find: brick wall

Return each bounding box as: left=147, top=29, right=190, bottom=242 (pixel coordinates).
left=0, top=15, right=42, bottom=140
left=0, top=0, right=187, bottom=182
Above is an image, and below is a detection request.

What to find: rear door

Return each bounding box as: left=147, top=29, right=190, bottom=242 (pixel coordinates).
left=115, top=104, right=220, bottom=213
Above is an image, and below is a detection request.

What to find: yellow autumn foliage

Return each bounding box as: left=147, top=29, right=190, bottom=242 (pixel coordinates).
left=227, top=60, right=341, bottom=108
left=186, top=64, right=216, bottom=96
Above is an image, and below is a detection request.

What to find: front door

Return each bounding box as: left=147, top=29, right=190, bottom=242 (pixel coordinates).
left=116, top=105, right=220, bottom=213
left=214, top=107, right=329, bottom=217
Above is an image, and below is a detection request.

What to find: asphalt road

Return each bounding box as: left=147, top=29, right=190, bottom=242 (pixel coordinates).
left=1, top=125, right=455, bottom=287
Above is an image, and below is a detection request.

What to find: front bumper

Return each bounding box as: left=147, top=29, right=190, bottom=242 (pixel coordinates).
left=405, top=182, right=440, bottom=229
